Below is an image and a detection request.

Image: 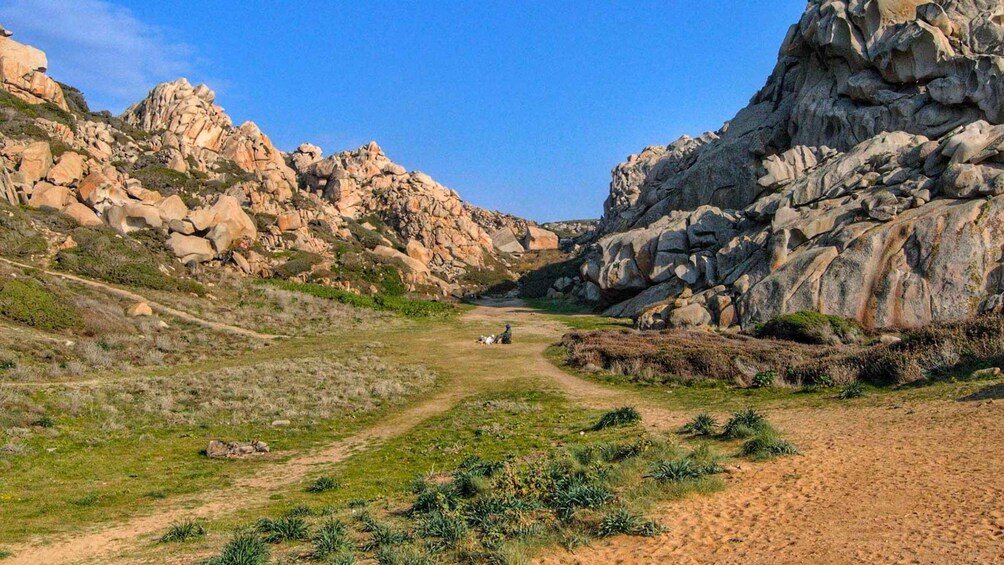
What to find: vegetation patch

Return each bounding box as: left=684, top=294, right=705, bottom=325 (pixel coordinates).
left=591, top=406, right=641, bottom=430
left=306, top=476, right=340, bottom=493
left=739, top=429, right=800, bottom=460
left=257, top=279, right=452, bottom=318
left=679, top=413, right=718, bottom=436
left=0, top=278, right=83, bottom=331
left=0, top=202, right=49, bottom=259
left=54, top=227, right=205, bottom=294
left=158, top=520, right=207, bottom=543
left=204, top=528, right=270, bottom=565
left=753, top=310, right=862, bottom=345
left=721, top=408, right=770, bottom=440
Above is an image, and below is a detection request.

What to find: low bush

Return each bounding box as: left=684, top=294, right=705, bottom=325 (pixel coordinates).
left=0, top=278, right=83, bottom=331
left=739, top=430, right=799, bottom=460
left=751, top=370, right=776, bottom=388
left=204, top=528, right=269, bottom=565
left=0, top=203, right=48, bottom=259
left=312, top=520, right=352, bottom=560
left=591, top=407, right=641, bottom=431
left=255, top=516, right=310, bottom=543
left=838, top=381, right=864, bottom=400
left=306, top=476, right=340, bottom=493
left=596, top=507, right=662, bottom=537
left=257, top=279, right=452, bottom=318
left=680, top=413, right=717, bottom=436
left=754, top=310, right=862, bottom=345
left=158, top=520, right=206, bottom=543
left=721, top=408, right=769, bottom=440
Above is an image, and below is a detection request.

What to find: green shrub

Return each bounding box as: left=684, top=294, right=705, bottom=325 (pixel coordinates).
left=592, top=407, right=641, bottom=431
left=0, top=204, right=48, bottom=258
left=721, top=408, right=770, bottom=440
left=255, top=516, right=310, bottom=543
left=158, top=520, right=206, bottom=543
left=551, top=479, right=613, bottom=521
left=752, top=370, right=776, bottom=388
left=0, top=549, right=11, bottom=559
left=358, top=514, right=410, bottom=551
left=596, top=507, right=662, bottom=537
left=649, top=459, right=702, bottom=482
left=838, top=381, right=864, bottom=400
left=256, top=279, right=452, bottom=318
left=739, top=430, right=799, bottom=460
left=754, top=310, right=862, bottom=345
left=418, top=511, right=469, bottom=550
left=274, top=251, right=323, bottom=280
left=680, top=413, right=717, bottom=436
left=54, top=227, right=201, bottom=292
left=306, top=476, right=340, bottom=493
left=0, top=278, right=82, bottom=331
left=205, top=528, right=269, bottom=565
left=312, top=520, right=352, bottom=559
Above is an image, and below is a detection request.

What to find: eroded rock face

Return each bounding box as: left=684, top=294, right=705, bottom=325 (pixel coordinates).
left=585, top=0, right=1004, bottom=330
left=297, top=141, right=495, bottom=270
left=121, top=78, right=297, bottom=200
left=0, top=28, right=68, bottom=111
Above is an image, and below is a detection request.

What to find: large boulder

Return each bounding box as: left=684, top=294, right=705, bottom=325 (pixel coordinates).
left=105, top=202, right=163, bottom=234
left=491, top=228, right=525, bottom=254
left=61, top=202, right=102, bottom=226
left=521, top=225, right=559, bottom=251
left=166, top=233, right=215, bottom=264
left=45, top=151, right=85, bottom=186
left=26, top=182, right=70, bottom=209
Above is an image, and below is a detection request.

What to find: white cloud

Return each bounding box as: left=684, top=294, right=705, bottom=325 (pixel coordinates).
left=0, top=0, right=194, bottom=112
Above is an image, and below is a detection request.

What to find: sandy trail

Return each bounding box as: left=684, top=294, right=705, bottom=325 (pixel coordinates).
left=540, top=393, right=1004, bottom=564
left=0, top=257, right=282, bottom=340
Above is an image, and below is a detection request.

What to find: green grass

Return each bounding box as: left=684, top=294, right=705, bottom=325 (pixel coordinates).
left=0, top=278, right=83, bottom=331
left=256, top=278, right=452, bottom=318
left=679, top=413, right=718, bottom=436
left=0, top=549, right=11, bottom=560
left=204, top=528, right=269, bottom=565
left=54, top=227, right=205, bottom=294
left=721, top=408, right=770, bottom=440
left=255, top=516, right=310, bottom=543
left=0, top=203, right=49, bottom=259
left=839, top=381, right=865, bottom=400
left=739, top=429, right=800, bottom=460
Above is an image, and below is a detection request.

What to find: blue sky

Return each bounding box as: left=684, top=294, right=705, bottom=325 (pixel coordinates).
left=0, top=0, right=806, bottom=222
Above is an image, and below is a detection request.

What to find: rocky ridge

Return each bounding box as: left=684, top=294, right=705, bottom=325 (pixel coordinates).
left=581, top=0, right=1004, bottom=330
left=0, top=28, right=560, bottom=297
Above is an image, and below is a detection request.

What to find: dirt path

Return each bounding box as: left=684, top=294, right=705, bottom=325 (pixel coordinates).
left=0, top=257, right=281, bottom=340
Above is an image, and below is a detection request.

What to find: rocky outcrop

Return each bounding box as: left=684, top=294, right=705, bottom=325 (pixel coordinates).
left=294, top=141, right=496, bottom=270
left=584, top=0, right=1004, bottom=330
left=0, top=27, right=68, bottom=111
left=122, top=78, right=297, bottom=200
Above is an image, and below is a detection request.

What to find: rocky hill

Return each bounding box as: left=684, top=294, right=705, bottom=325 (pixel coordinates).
left=578, top=0, right=1004, bottom=330
left=0, top=28, right=561, bottom=298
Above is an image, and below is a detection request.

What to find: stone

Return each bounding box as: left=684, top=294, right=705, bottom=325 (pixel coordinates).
left=127, top=302, right=154, bottom=317
left=17, top=141, right=52, bottom=184
left=45, top=151, right=85, bottom=185
left=205, top=440, right=269, bottom=459
left=105, top=202, right=163, bottom=234
left=406, top=240, right=433, bottom=265
left=156, top=194, right=189, bottom=223
left=667, top=303, right=712, bottom=328
left=491, top=228, right=525, bottom=254
left=972, top=367, right=1002, bottom=379
left=373, top=245, right=429, bottom=274
left=61, top=202, right=101, bottom=226
left=277, top=212, right=301, bottom=232
left=166, top=233, right=215, bottom=263
left=521, top=226, right=559, bottom=251
left=26, top=182, right=70, bottom=209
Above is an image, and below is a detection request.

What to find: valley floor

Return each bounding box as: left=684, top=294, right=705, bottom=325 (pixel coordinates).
left=3, top=295, right=1004, bottom=564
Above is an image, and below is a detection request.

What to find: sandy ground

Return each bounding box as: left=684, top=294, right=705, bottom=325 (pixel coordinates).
left=7, top=298, right=1004, bottom=563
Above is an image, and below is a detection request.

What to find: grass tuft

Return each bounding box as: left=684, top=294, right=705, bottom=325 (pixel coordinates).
left=312, top=519, right=352, bottom=560
left=204, top=528, right=269, bottom=565
left=838, top=381, right=864, bottom=400
left=596, top=507, right=663, bottom=537
left=721, top=408, right=770, bottom=439
left=255, top=516, right=310, bottom=544
left=158, top=520, right=206, bottom=543
left=680, top=413, right=717, bottom=436
left=591, top=407, right=641, bottom=431
left=739, top=430, right=800, bottom=460
left=306, top=476, right=340, bottom=493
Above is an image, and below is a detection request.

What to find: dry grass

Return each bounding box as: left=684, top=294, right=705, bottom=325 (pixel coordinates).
left=562, top=316, right=1004, bottom=387
left=1, top=347, right=436, bottom=430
